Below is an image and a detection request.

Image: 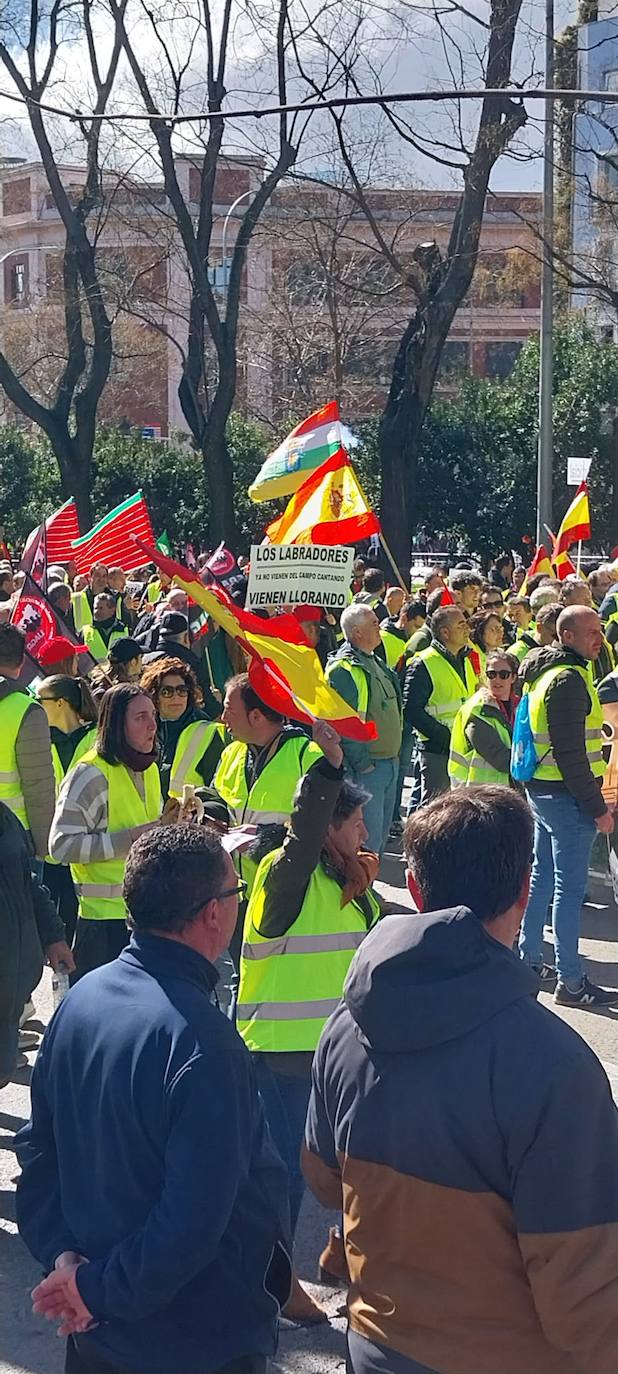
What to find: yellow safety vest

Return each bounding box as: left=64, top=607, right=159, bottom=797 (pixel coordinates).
left=147, top=581, right=162, bottom=604
left=214, top=733, right=323, bottom=895
left=168, top=720, right=226, bottom=797
left=82, top=623, right=128, bottom=663
left=72, top=589, right=93, bottom=633
left=527, top=664, right=606, bottom=783
left=214, top=735, right=323, bottom=826
left=448, top=690, right=511, bottom=787
left=237, top=849, right=380, bottom=1053
left=48, top=727, right=97, bottom=862
left=70, top=748, right=162, bottom=920
left=509, top=632, right=538, bottom=665
left=415, top=646, right=476, bottom=739
left=0, top=691, right=34, bottom=830
left=380, top=627, right=406, bottom=671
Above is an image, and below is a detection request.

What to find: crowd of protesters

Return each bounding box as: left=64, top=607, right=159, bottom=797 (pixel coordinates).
left=2, top=539, right=618, bottom=1374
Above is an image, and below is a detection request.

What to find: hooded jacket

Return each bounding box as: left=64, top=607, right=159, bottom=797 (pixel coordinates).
left=304, top=908, right=618, bottom=1374
left=521, top=644, right=607, bottom=818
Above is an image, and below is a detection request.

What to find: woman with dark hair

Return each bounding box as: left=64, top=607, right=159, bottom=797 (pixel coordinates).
left=141, top=656, right=225, bottom=801
left=468, top=609, right=504, bottom=679
left=89, top=636, right=143, bottom=704
left=49, top=685, right=178, bottom=979
left=448, top=650, right=519, bottom=788
left=236, top=720, right=381, bottom=1322
left=36, top=674, right=99, bottom=942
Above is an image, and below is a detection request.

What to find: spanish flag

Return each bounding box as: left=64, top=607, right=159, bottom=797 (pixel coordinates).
left=265, top=448, right=380, bottom=546
left=521, top=544, right=552, bottom=592
left=133, top=540, right=377, bottom=743
left=552, top=550, right=578, bottom=581
left=552, top=482, right=591, bottom=558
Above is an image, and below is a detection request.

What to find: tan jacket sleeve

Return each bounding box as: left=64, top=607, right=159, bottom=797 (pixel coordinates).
left=15, top=702, right=56, bottom=859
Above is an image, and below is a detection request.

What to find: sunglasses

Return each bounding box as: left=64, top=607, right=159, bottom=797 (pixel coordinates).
left=159, top=684, right=189, bottom=698
left=484, top=601, right=503, bottom=609
left=187, top=878, right=247, bottom=921
left=486, top=669, right=513, bottom=680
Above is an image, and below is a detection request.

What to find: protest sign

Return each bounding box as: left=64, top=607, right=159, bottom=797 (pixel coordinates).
left=247, top=544, right=354, bottom=610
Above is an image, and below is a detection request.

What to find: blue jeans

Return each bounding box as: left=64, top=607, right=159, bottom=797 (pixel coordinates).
left=519, top=788, right=596, bottom=986
left=253, top=1059, right=311, bottom=1235
left=356, top=757, right=398, bottom=855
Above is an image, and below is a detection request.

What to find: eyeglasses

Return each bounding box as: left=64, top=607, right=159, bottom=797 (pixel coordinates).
left=159, top=684, right=189, bottom=698
left=486, top=669, right=513, bottom=680
left=217, top=881, right=247, bottom=901
left=484, top=601, right=503, bottom=609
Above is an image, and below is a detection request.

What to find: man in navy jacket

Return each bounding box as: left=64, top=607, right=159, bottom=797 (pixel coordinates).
left=16, top=824, right=291, bottom=1374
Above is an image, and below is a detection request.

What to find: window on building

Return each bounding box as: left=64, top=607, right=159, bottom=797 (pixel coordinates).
left=439, top=340, right=470, bottom=378
left=5, top=257, right=28, bottom=306
left=606, top=70, right=618, bottom=91
left=485, top=340, right=523, bottom=380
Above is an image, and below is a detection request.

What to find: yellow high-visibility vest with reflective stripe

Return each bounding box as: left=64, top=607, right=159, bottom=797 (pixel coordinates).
left=448, top=690, right=511, bottom=787
left=48, top=727, right=97, bottom=863
left=526, top=664, right=606, bottom=783
left=72, top=589, right=93, bottom=633
left=415, top=646, right=476, bottom=739
left=0, top=691, right=33, bottom=830
left=82, top=623, right=128, bottom=663
left=237, top=849, right=380, bottom=1053
left=168, top=720, right=226, bottom=797
left=70, top=748, right=162, bottom=920
left=214, top=735, right=323, bottom=826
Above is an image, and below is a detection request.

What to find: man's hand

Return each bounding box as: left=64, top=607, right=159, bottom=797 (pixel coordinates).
left=32, top=1263, right=95, bottom=1337
left=46, top=942, right=76, bottom=975
left=596, top=810, right=615, bottom=834
left=312, top=720, right=343, bottom=770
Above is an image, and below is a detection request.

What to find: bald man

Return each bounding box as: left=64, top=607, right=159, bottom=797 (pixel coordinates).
left=518, top=605, right=617, bottom=1007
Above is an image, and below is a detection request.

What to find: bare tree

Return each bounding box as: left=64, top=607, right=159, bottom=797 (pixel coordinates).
left=313, top=0, right=529, bottom=567
left=0, top=0, right=130, bottom=528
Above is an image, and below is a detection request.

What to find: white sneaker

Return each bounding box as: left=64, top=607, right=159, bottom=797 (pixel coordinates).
left=19, top=1000, right=35, bottom=1028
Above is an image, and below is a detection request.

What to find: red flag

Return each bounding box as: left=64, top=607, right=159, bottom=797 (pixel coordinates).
left=71, top=493, right=154, bottom=573
left=440, top=586, right=455, bottom=606
left=11, top=572, right=97, bottom=674
left=21, top=499, right=80, bottom=574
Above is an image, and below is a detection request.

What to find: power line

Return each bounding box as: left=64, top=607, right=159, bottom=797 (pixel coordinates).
left=0, top=83, right=617, bottom=126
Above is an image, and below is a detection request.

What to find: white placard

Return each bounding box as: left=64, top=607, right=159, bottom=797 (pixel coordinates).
left=247, top=544, right=354, bottom=610
left=567, top=456, right=592, bottom=486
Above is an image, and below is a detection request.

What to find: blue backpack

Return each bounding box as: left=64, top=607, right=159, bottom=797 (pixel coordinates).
left=510, top=692, right=538, bottom=782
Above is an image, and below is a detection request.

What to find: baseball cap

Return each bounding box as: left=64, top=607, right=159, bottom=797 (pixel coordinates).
left=39, top=635, right=90, bottom=669
left=108, top=637, right=142, bottom=665
left=158, top=612, right=189, bottom=637
left=291, top=606, right=322, bottom=623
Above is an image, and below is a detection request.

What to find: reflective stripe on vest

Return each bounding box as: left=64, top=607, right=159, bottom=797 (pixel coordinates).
left=82, top=624, right=128, bottom=663
left=169, top=721, right=225, bottom=796
left=325, top=659, right=369, bottom=720
left=48, top=729, right=98, bottom=863
left=70, top=749, right=162, bottom=920
left=0, top=692, right=33, bottom=829
left=237, top=849, right=380, bottom=1053
left=527, top=665, right=606, bottom=782
left=415, top=647, right=476, bottom=738
left=448, top=689, right=511, bottom=787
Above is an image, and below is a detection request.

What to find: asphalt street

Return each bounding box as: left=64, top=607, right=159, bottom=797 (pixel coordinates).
left=2, top=841, right=618, bottom=1374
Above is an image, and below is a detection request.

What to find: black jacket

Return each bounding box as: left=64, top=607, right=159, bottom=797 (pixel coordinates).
left=521, top=645, right=607, bottom=818
left=402, top=639, right=472, bottom=754
left=142, top=640, right=220, bottom=719
left=0, top=803, right=65, bottom=1030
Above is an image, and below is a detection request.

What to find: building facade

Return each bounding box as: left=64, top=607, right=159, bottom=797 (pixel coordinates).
left=0, top=155, right=541, bottom=437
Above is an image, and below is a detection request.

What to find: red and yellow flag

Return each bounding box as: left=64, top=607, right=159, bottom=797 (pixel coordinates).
left=133, top=541, right=377, bottom=742
left=521, top=544, right=552, bottom=593
left=553, top=482, right=591, bottom=558
left=552, top=550, right=578, bottom=582
left=265, top=448, right=380, bottom=546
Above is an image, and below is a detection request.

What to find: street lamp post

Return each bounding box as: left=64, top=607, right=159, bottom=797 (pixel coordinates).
left=536, top=0, right=554, bottom=546
left=219, top=190, right=253, bottom=293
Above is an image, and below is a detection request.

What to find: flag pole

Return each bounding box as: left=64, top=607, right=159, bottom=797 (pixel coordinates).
left=576, top=540, right=582, bottom=577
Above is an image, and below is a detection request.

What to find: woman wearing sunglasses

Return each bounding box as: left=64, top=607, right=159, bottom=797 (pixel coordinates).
left=468, top=609, right=505, bottom=681
left=448, top=650, right=519, bottom=788
left=141, top=657, right=226, bottom=801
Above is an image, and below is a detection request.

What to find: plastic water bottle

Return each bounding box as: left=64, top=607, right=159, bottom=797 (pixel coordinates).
left=51, top=962, right=71, bottom=1011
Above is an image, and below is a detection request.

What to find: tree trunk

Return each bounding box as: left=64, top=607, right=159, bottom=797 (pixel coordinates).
left=378, top=394, right=423, bottom=572
left=202, top=422, right=239, bottom=549
left=52, top=433, right=94, bottom=533
left=612, top=417, right=618, bottom=551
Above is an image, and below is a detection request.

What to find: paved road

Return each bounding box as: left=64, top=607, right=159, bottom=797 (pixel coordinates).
left=2, top=844, right=618, bottom=1374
